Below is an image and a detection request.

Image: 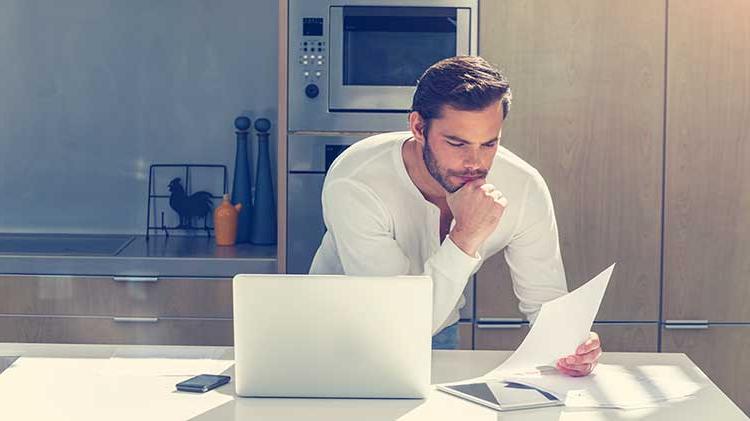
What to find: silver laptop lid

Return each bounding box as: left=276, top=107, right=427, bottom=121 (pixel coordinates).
left=233, top=274, right=433, bottom=398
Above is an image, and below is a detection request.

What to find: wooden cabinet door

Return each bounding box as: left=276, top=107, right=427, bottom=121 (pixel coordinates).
left=457, top=322, right=474, bottom=350
left=0, top=315, right=233, bottom=346
left=476, top=0, right=664, bottom=322
left=475, top=322, right=657, bottom=352
left=592, top=323, right=658, bottom=353
left=663, top=325, right=750, bottom=415
left=664, top=0, right=750, bottom=323
left=0, top=275, right=232, bottom=318
left=474, top=323, right=530, bottom=351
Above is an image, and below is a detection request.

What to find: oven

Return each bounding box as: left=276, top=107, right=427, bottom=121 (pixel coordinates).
left=285, top=0, right=478, bottom=321
left=288, top=0, right=478, bottom=132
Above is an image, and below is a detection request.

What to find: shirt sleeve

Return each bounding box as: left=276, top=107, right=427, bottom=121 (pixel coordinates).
left=504, top=171, right=569, bottom=324
left=322, top=179, right=481, bottom=334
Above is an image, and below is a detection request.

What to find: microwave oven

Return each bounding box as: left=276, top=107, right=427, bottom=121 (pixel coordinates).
left=288, top=0, right=478, bottom=132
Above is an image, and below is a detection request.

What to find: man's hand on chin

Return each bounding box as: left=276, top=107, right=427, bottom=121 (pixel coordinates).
left=555, top=331, right=602, bottom=377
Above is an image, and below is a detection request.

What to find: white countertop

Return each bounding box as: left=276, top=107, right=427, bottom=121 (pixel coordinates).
left=0, top=343, right=746, bottom=421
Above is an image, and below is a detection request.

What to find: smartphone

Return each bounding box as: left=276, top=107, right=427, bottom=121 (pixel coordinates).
left=176, top=374, right=231, bottom=393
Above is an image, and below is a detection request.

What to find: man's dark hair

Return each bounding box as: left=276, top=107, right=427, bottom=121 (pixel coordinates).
left=411, top=56, right=512, bottom=136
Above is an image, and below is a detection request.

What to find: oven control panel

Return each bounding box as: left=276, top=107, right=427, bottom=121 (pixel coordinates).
left=298, top=17, right=326, bottom=98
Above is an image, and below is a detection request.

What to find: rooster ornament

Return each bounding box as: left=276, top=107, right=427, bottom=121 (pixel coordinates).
left=168, top=177, right=213, bottom=231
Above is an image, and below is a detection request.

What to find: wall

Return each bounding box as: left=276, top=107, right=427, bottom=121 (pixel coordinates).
left=0, top=0, right=278, bottom=234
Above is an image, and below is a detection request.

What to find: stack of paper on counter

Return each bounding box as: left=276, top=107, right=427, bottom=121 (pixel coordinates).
left=440, top=263, right=704, bottom=410
left=501, top=364, right=703, bottom=409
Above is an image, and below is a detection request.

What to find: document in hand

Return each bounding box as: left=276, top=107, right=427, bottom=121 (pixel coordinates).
left=485, top=263, right=615, bottom=378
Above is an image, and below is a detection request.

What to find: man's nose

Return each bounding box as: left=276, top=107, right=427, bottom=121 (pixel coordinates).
left=462, top=149, right=482, bottom=172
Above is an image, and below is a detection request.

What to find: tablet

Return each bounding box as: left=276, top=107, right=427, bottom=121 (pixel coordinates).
left=437, top=381, right=563, bottom=411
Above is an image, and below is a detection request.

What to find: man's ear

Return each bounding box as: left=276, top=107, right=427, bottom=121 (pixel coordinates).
left=408, top=112, right=427, bottom=146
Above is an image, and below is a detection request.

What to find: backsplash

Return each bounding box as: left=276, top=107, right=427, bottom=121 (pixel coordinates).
left=0, top=0, right=278, bottom=234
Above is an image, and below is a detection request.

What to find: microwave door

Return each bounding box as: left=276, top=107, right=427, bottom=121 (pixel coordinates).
left=329, top=7, right=471, bottom=112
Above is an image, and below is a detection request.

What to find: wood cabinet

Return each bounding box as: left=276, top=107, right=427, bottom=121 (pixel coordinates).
left=662, top=325, right=750, bottom=414
left=664, top=0, right=750, bottom=323
left=475, top=323, right=658, bottom=352
left=0, top=316, right=233, bottom=346
left=0, top=275, right=232, bottom=318
left=0, top=275, right=233, bottom=345
left=474, top=323, right=530, bottom=351
left=476, top=0, right=664, bottom=322
left=663, top=2, right=750, bottom=414
left=457, top=322, right=474, bottom=350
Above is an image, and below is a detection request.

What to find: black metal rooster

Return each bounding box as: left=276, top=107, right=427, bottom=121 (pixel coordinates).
left=168, top=177, right=213, bottom=231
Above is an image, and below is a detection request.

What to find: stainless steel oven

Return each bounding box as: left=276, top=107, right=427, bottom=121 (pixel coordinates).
left=285, top=0, right=478, bottom=324
left=288, top=0, right=478, bottom=132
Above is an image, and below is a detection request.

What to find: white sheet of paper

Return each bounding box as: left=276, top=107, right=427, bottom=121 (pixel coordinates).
left=486, top=263, right=615, bottom=377
left=503, top=363, right=703, bottom=409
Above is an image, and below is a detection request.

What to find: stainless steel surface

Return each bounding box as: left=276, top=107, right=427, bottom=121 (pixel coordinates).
left=476, top=323, right=523, bottom=329
left=476, top=317, right=525, bottom=329
left=112, top=317, right=159, bottom=323
left=287, top=0, right=478, bottom=132
left=287, top=134, right=368, bottom=274
left=327, top=7, right=471, bottom=111
left=285, top=0, right=479, bottom=316
left=112, top=276, right=159, bottom=283
left=288, top=134, right=367, bottom=172
left=478, top=317, right=525, bottom=323
left=0, top=234, right=135, bottom=256
left=287, top=173, right=327, bottom=274
left=664, top=320, right=710, bottom=330
left=0, top=235, right=277, bottom=277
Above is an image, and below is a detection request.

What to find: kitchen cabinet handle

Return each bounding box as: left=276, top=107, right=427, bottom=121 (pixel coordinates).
left=113, top=317, right=159, bottom=323
left=478, top=318, right=524, bottom=324
left=664, top=320, right=709, bottom=330
left=477, top=323, right=523, bottom=329
left=113, top=276, right=159, bottom=283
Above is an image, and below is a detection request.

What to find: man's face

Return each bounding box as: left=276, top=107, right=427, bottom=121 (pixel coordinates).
left=418, top=101, right=504, bottom=193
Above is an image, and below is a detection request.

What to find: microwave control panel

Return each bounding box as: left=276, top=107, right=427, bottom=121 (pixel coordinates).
left=298, top=17, right=326, bottom=98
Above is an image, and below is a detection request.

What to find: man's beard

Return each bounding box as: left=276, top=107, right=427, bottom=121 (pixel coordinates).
left=423, top=136, right=487, bottom=193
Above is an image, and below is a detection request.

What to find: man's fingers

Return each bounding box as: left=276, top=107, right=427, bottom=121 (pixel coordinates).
left=479, top=182, right=495, bottom=192
left=576, top=332, right=601, bottom=355
left=556, top=360, right=590, bottom=377
left=481, top=187, right=508, bottom=207
left=568, top=347, right=602, bottom=364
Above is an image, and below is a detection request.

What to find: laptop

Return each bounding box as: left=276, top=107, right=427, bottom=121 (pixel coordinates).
left=232, top=274, right=433, bottom=399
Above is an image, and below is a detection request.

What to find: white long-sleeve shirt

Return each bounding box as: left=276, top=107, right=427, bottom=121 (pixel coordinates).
left=309, top=131, right=568, bottom=334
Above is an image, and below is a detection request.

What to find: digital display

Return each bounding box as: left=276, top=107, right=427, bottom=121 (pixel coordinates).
left=303, top=17, right=323, bottom=36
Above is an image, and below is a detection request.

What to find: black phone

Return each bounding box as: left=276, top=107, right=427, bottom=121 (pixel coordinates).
left=176, top=374, right=231, bottom=393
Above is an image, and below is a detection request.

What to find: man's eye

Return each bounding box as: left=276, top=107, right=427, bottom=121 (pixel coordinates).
left=447, top=142, right=463, bottom=147
left=483, top=142, right=498, bottom=147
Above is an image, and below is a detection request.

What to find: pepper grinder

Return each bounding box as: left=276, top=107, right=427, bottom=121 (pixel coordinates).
left=231, top=116, right=253, bottom=243
left=249, top=118, right=277, bottom=245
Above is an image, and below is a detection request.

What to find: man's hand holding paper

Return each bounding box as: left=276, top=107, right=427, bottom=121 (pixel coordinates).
left=556, top=331, right=602, bottom=377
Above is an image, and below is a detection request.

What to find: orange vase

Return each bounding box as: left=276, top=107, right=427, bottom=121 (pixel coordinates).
left=214, top=194, right=243, bottom=246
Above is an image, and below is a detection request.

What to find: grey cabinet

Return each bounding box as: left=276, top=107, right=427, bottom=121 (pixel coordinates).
left=663, top=2, right=750, bottom=414
left=287, top=173, right=327, bottom=274
left=664, top=0, right=750, bottom=324
left=476, top=0, right=665, bottom=323
left=475, top=323, right=658, bottom=353
left=0, top=316, right=233, bottom=346
left=0, top=275, right=233, bottom=346
left=662, top=325, right=750, bottom=414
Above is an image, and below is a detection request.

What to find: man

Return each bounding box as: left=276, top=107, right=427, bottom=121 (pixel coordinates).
left=310, top=56, right=602, bottom=377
